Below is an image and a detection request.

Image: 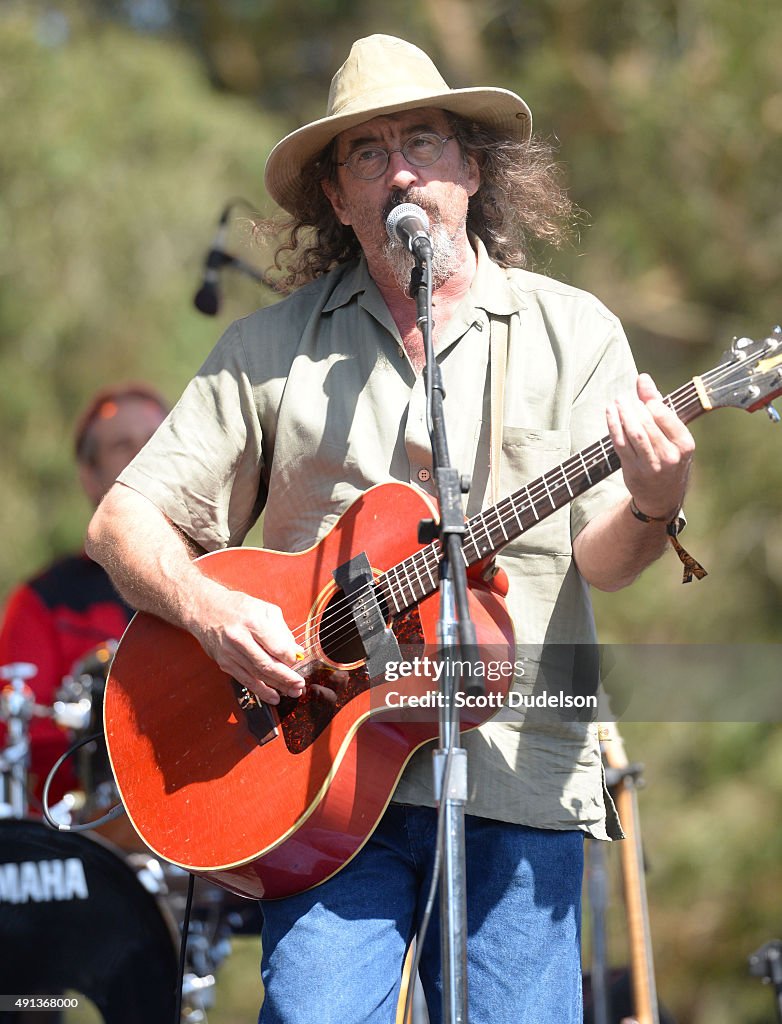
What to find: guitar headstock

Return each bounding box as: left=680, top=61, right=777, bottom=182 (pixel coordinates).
left=700, top=327, right=782, bottom=414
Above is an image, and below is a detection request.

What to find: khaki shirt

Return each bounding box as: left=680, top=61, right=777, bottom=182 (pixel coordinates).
left=120, top=239, right=635, bottom=839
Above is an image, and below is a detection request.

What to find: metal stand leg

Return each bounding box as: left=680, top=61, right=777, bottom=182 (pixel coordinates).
left=433, top=576, right=469, bottom=1023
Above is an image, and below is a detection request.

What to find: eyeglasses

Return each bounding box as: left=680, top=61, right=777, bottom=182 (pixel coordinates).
left=337, top=132, right=455, bottom=180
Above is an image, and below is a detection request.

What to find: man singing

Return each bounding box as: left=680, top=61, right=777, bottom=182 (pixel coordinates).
left=86, top=35, right=692, bottom=1023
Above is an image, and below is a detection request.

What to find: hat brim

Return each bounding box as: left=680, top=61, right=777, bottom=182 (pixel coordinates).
left=264, top=86, right=532, bottom=216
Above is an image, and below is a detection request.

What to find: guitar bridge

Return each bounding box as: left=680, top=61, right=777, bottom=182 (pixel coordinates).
left=229, top=678, right=279, bottom=746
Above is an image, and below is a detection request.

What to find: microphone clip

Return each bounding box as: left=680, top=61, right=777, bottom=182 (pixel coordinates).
left=407, top=265, right=425, bottom=300
left=205, top=248, right=238, bottom=272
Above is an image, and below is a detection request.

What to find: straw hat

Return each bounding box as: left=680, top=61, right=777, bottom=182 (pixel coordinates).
left=264, top=34, right=532, bottom=215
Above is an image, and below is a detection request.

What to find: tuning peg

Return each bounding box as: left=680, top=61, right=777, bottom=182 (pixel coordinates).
left=773, top=325, right=781, bottom=335
left=766, top=403, right=780, bottom=423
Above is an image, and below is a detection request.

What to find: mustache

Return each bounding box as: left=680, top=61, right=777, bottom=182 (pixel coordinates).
left=381, top=190, right=440, bottom=227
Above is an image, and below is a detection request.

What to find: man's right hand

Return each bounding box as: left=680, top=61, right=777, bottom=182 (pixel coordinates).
left=86, top=484, right=306, bottom=706
left=188, top=585, right=306, bottom=705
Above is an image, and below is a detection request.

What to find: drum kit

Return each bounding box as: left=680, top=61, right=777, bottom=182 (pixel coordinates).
left=0, top=644, right=259, bottom=1024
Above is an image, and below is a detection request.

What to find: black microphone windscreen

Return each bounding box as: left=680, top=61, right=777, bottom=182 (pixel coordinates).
left=194, top=282, right=219, bottom=316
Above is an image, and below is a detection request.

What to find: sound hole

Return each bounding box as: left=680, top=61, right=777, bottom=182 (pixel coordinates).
left=274, top=604, right=421, bottom=756
left=318, top=585, right=390, bottom=665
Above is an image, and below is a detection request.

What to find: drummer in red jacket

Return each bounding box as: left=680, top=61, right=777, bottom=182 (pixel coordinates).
left=0, top=383, right=168, bottom=807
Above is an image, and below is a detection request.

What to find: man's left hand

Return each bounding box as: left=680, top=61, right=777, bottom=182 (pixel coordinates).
left=606, top=372, right=695, bottom=520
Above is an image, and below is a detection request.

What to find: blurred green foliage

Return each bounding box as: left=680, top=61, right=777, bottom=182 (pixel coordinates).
left=2, top=2, right=781, bottom=1023
left=0, top=1, right=282, bottom=584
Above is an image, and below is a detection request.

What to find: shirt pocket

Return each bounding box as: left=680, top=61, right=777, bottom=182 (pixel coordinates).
left=498, top=426, right=572, bottom=556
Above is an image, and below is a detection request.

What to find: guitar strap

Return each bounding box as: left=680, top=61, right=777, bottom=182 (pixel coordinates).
left=488, top=313, right=509, bottom=507
left=486, top=313, right=705, bottom=584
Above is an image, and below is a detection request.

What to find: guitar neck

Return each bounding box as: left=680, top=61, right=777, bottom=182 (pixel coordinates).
left=379, top=378, right=707, bottom=615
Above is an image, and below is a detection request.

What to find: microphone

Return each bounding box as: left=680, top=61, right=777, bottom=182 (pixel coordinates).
left=385, top=203, right=432, bottom=259
left=193, top=204, right=234, bottom=316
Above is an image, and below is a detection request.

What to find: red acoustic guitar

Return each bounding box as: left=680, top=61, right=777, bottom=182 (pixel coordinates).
left=104, top=331, right=782, bottom=900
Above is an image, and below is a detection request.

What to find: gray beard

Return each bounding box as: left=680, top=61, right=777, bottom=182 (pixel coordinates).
left=382, top=221, right=464, bottom=293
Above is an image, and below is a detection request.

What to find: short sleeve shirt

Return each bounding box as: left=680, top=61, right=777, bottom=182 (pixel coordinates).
left=119, top=239, right=636, bottom=839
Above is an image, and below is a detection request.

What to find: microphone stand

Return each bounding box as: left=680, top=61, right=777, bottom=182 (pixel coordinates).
left=408, top=247, right=480, bottom=1024
left=213, top=195, right=283, bottom=292
left=212, top=250, right=271, bottom=288
left=194, top=195, right=285, bottom=316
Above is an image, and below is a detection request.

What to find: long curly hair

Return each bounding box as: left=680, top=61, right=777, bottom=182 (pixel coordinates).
left=257, top=113, right=575, bottom=293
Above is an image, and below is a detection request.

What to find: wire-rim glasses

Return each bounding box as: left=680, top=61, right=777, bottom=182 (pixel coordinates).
left=337, top=133, right=455, bottom=180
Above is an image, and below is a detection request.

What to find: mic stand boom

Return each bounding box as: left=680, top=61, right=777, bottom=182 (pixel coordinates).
left=409, top=245, right=480, bottom=1024
left=207, top=250, right=273, bottom=290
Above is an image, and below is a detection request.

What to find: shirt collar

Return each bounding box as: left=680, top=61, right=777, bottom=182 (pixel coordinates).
left=321, top=257, right=376, bottom=313
left=320, top=235, right=529, bottom=316
left=468, top=236, right=528, bottom=316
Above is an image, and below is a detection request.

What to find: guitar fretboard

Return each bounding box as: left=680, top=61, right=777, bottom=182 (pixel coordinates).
left=377, top=379, right=704, bottom=614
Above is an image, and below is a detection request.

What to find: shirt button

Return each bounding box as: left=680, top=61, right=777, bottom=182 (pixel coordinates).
left=417, top=468, right=431, bottom=482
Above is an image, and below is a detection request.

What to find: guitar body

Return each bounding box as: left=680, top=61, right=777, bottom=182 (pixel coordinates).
left=104, top=482, right=514, bottom=900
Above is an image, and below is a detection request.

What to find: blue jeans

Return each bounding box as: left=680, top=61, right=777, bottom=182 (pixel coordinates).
left=258, top=804, right=584, bottom=1023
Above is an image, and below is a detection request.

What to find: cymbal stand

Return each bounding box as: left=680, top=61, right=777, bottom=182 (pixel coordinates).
left=749, top=939, right=782, bottom=1022
left=0, top=662, right=38, bottom=818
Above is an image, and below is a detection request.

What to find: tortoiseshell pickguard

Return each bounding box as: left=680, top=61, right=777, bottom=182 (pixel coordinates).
left=258, top=606, right=424, bottom=755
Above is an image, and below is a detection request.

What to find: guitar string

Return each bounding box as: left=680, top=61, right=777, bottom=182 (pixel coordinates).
left=288, top=398, right=701, bottom=664
left=285, top=363, right=746, bottom=661
left=288, top=384, right=703, bottom=656
left=282, top=357, right=772, bottom=662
